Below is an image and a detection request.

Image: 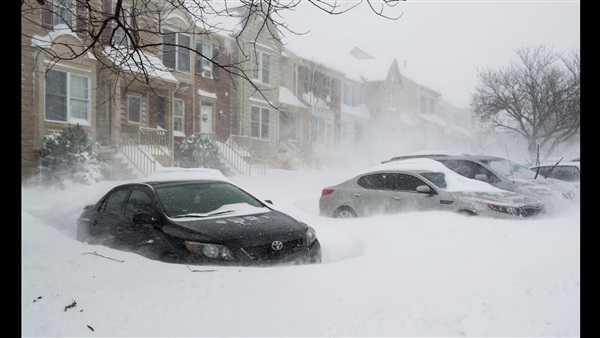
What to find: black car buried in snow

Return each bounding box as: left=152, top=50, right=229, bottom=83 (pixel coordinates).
left=76, top=168, right=321, bottom=266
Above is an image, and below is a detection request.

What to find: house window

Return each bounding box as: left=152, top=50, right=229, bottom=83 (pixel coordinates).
left=303, top=67, right=313, bottom=93
left=157, top=96, right=166, bottom=129
left=196, top=41, right=220, bottom=79
left=343, top=83, right=353, bottom=106
left=420, top=97, right=427, bottom=114
left=174, top=99, right=185, bottom=133
left=54, top=0, right=74, bottom=27
left=127, top=94, right=142, bottom=124
left=251, top=51, right=270, bottom=84
left=251, top=106, right=269, bottom=139
left=323, top=76, right=332, bottom=102
left=113, top=2, right=132, bottom=47
left=162, top=29, right=191, bottom=72
left=45, top=68, right=90, bottom=124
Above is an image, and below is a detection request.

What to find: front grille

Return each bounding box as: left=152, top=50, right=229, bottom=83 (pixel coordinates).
left=241, top=238, right=304, bottom=261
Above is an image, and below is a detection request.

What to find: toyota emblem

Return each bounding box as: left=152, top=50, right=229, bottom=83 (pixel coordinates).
left=271, top=240, right=283, bottom=251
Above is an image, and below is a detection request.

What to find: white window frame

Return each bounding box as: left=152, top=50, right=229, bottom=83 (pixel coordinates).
left=199, top=42, right=213, bottom=78
left=173, top=98, right=185, bottom=134
left=44, top=68, right=90, bottom=125
left=162, top=29, right=191, bottom=73
left=252, top=51, right=271, bottom=84
left=126, top=94, right=142, bottom=124
left=251, top=106, right=270, bottom=139
left=54, top=0, right=74, bottom=28
left=113, top=1, right=132, bottom=47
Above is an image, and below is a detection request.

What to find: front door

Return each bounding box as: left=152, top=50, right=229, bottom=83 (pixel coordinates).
left=200, top=102, right=214, bottom=134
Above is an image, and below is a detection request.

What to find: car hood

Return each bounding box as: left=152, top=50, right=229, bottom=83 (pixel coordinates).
left=449, top=190, right=543, bottom=207
left=513, top=177, right=576, bottom=192
left=171, top=209, right=308, bottom=242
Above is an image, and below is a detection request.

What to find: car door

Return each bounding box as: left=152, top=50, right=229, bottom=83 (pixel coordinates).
left=355, top=172, right=441, bottom=215
left=117, top=187, right=163, bottom=253
left=386, top=173, right=442, bottom=213
left=93, top=186, right=131, bottom=248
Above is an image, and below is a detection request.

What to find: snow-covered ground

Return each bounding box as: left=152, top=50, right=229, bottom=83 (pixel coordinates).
left=22, top=165, right=580, bottom=337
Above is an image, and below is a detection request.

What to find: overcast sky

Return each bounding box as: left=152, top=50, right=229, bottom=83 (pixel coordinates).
left=279, top=0, right=580, bottom=108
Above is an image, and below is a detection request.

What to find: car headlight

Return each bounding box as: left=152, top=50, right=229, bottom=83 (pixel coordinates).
left=487, top=203, right=521, bottom=216
left=305, top=226, right=317, bottom=247
left=184, top=241, right=235, bottom=261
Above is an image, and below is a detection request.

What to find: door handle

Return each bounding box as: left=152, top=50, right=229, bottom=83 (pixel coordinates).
left=353, top=193, right=361, bottom=197
left=393, top=196, right=402, bottom=200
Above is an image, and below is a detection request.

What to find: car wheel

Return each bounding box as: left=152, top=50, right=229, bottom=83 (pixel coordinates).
left=334, top=207, right=358, bottom=218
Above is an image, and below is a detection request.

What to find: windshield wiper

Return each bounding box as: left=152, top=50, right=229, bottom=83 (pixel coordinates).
left=171, top=210, right=234, bottom=218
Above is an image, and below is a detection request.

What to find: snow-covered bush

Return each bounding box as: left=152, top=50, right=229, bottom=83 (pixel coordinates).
left=179, top=135, right=229, bottom=174
left=37, top=124, right=103, bottom=186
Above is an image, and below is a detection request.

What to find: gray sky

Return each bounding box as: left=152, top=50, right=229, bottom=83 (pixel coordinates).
left=279, top=0, right=580, bottom=108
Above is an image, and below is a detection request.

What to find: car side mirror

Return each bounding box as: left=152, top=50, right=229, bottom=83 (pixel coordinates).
left=132, top=212, right=157, bottom=225
left=416, top=185, right=432, bottom=194
left=474, top=174, right=489, bottom=182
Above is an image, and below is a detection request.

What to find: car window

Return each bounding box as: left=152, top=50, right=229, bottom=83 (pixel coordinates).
left=440, top=159, right=500, bottom=183
left=124, top=189, right=154, bottom=217
left=419, top=172, right=447, bottom=189
left=357, top=173, right=426, bottom=191
left=155, top=182, right=264, bottom=217
left=100, top=188, right=129, bottom=215
left=481, top=158, right=537, bottom=179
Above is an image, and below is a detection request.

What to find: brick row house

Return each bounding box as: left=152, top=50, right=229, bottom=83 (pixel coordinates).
left=21, top=0, right=475, bottom=182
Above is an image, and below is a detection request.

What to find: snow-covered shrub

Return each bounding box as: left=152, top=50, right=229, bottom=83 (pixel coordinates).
left=179, top=135, right=229, bottom=174
left=37, top=124, right=103, bottom=186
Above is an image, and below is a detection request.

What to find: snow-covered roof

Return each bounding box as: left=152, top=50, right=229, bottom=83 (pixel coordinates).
left=103, top=47, right=179, bottom=84
left=341, top=103, right=371, bottom=120
left=198, top=89, right=218, bottom=99
left=31, top=28, right=97, bottom=60
left=279, top=87, right=306, bottom=107
left=419, top=113, right=448, bottom=127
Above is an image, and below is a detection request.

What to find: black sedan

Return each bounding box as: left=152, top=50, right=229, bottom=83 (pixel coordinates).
left=76, top=174, right=321, bottom=266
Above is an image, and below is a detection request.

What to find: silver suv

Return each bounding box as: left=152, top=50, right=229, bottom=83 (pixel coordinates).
left=383, top=154, right=578, bottom=210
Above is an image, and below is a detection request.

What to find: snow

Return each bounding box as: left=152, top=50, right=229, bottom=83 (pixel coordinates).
left=279, top=86, right=306, bottom=108
left=21, top=164, right=580, bottom=337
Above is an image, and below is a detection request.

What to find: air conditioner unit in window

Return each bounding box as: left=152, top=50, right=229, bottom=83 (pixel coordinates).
left=202, top=69, right=212, bottom=78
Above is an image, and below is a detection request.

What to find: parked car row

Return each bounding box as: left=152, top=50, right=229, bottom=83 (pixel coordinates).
left=76, top=154, right=579, bottom=267
left=380, top=153, right=579, bottom=210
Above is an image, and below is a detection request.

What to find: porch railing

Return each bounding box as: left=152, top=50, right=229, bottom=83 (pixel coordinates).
left=197, top=133, right=266, bottom=176
left=139, top=127, right=172, bottom=166
left=120, top=133, right=157, bottom=177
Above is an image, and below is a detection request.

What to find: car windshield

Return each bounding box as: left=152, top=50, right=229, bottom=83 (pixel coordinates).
left=154, top=182, right=265, bottom=218
left=479, top=158, right=540, bottom=179
left=419, top=172, right=447, bottom=189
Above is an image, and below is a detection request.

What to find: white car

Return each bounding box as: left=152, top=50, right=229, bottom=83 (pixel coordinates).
left=319, top=158, right=545, bottom=219
left=530, top=159, right=580, bottom=190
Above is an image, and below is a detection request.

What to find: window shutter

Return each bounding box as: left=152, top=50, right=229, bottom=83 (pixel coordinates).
left=195, top=40, right=203, bottom=75
left=101, top=0, right=112, bottom=44
left=75, top=0, right=87, bottom=38
left=132, top=7, right=139, bottom=45
left=212, top=45, right=220, bottom=80
left=41, top=0, right=54, bottom=28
